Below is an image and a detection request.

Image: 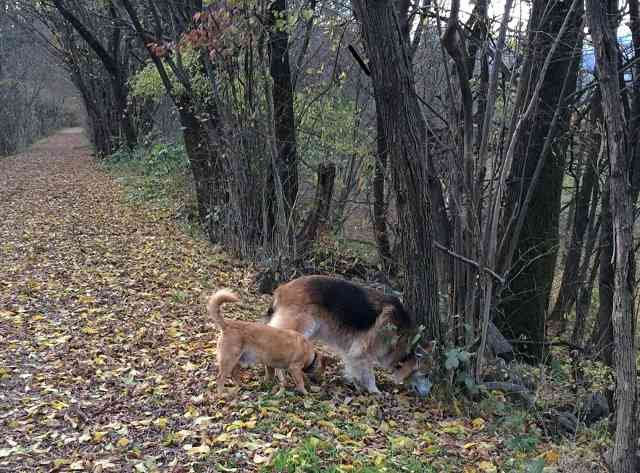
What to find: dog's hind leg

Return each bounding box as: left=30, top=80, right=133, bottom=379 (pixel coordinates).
left=216, top=365, right=231, bottom=395
left=216, top=340, right=242, bottom=396
left=231, top=365, right=242, bottom=385
left=264, top=366, right=275, bottom=384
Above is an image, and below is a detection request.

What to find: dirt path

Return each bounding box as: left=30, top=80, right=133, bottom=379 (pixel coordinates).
left=0, top=130, right=268, bottom=471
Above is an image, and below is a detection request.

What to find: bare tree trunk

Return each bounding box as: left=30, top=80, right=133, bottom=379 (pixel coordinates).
left=585, top=1, right=638, bottom=471
left=550, top=95, right=601, bottom=324
left=497, top=0, right=583, bottom=360
left=52, top=0, right=137, bottom=151
left=269, top=0, right=299, bottom=219
left=630, top=0, right=640, bottom=196
left=572, top=247, right=600, bottom=346
left=373, top=111, right=394, bottom=270
left=352, top=0, right=440, bottom=339
left=176, top=97, right=223, bottom=239
left=442, top=0, right=477, bottom=346
left=590, top=183, right=614, bottom=365
left=119, top=0, right=224, bottom=239
left=297, top=163, right=336, bottom=255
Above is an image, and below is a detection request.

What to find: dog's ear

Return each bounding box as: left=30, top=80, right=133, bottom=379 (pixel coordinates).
left=392, top=357, right=417, bottom=384
left=415, top=340, right=436, bottom=358
left=422, top=340, right=436, bottom=352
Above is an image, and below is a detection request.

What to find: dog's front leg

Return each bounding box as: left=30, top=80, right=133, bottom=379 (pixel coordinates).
left=345, top=360, right=381, bottom=395
left=274, top=369, right=288, bottom=396
left=361, top=367, right=381, bottom=395
left=289, top=367, right=308, bottom=395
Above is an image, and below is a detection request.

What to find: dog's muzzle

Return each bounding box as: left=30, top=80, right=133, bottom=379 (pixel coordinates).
left=407, top=372, right=433, bottom=398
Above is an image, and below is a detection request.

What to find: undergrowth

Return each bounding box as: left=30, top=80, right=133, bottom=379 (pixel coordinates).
left=102, top=142, right=201, bottom=237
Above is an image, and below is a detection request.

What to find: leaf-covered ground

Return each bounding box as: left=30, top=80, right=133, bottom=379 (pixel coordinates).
left=1, top=130, right=606, bottom=472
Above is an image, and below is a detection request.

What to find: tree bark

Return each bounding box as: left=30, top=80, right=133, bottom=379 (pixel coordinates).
left=176, top=97, right=224, bottom=238
left=572, top=247, right=599, bottom=346
left=442, top=0, right=477, bottom=346
left=297, top=163, right=336, bottom=254
left=549, top=96, right=601, bottom=324
left=585, top=1, right=638, bottom=472
left=352, top=0, right=440, bottom=339
left=590, top=182, right=614, bottom=365
left=269, top=0, right=299, bottom=219
left=497, top=0, right=583, bottom=360
left=373, top=111, right=394, bottom=270
left=52, top=0, right=137, bottom=151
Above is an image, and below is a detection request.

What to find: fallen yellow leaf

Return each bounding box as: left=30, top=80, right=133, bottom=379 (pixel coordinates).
left=541, top=449, right=560, bottom=464
left=478, top=461, right=497, bottom=473
left=253, top=453, right=270, bottom=464
left=213, top=433, right=232, bottom=444
left=373, top=454, right=386, bottom=467
left=154, top=417, right=168, bottom=429
left=472, top=418, right=486, bottom=430
left=50, top=400, right=68, bottom=410
left=116, top=437, right=130, bottom=447
left=69, top=460, right=85, bottom=471
left=185, top=444, right=210, bottom=455
left=389, top=435, right=414, bottom=451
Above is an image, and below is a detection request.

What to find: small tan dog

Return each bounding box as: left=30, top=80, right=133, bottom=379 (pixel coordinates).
left=207, top=289, right=323, bottom=396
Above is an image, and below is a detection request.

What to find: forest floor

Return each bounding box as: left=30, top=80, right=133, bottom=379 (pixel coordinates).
left=0, top=130, right=608, bottom=472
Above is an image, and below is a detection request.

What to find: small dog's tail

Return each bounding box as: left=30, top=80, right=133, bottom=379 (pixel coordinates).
left=207, top=289, right=240, bottom=331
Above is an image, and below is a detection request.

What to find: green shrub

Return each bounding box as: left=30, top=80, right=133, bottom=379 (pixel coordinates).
left=102, top=142, right=197, bottom=230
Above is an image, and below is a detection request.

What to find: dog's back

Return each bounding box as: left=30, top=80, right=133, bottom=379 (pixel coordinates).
left=268, top=275, right=413, bottom=332
left=235, top=322, right=312, bottom=367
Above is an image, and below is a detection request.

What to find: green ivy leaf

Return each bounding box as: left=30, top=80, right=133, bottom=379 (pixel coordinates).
left=445, top=352, right=459, bottom=371
left=525, top=458, right=545, bottom=473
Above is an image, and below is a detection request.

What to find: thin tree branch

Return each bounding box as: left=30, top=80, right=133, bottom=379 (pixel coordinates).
left=434, top=241, right=505, bottom=284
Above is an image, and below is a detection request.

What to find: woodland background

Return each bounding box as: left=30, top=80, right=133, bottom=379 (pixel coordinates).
left=1, top=0, right=639, bottom=471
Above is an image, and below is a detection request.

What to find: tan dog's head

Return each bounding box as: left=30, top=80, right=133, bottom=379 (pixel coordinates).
left=392, top=341, right=435, bottom=397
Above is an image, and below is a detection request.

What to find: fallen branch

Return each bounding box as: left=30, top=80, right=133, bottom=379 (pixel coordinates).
left=507, top=339, right=586, bottom=353
left=480, top=381, right=535, bottom=407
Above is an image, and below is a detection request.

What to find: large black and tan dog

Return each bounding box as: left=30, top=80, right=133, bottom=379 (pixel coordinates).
left=265, top=275, right=432, bottom=396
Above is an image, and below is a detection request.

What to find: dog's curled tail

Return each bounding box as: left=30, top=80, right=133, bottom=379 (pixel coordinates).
left=207, top=289, right=240, bottom=331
